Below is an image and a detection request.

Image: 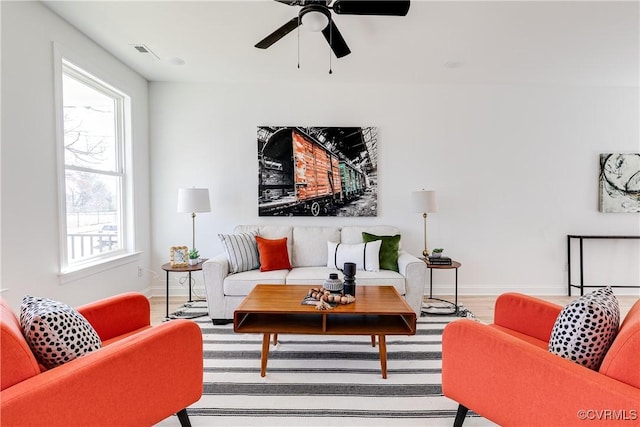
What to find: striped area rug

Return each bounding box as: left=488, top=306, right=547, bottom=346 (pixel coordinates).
left=157, top=302, right=493, bottom=427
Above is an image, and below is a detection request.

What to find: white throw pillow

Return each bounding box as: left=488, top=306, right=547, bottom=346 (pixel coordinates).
left=219, top=231, right=260, bottom=274
left=326, top=240, right=382, bottom=272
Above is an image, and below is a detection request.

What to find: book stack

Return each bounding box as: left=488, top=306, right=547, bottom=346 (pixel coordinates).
left=428, top=256, right=452, bottom=265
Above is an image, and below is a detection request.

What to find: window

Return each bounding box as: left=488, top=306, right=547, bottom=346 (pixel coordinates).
left=58, top=60, right=131, bottom=271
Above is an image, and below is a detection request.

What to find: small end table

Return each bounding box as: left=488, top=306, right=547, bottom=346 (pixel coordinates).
left=161, top=259, right=207, bottom=319
left=421, top=259, right=461, bottom=315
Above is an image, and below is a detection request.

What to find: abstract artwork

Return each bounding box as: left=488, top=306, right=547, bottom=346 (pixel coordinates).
left=257, top=126, right=378, bottom=216
left=599, top=153, right=640, bottom=213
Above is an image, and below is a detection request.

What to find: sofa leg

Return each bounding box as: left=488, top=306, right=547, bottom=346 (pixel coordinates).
left=453, top=404, right=469, bottom=427
left=212, top=319, right=231, bottom=325
left=176, top=408, right=191, bottom=427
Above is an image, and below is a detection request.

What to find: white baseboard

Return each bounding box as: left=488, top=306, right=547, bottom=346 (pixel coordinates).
left=429, top=284, right=640, bottom=297
left=139, top=286, right=154, bottom=298
left=149, top=285, right=206, bottom=298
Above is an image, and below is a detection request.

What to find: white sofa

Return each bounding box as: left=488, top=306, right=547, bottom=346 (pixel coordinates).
left=202, top=225, right=427, bottom=323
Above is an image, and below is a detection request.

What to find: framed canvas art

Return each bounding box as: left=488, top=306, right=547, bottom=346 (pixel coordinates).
left=599, top=153, right=640, bottom=213
left=257, top=126, right=378, bottom=217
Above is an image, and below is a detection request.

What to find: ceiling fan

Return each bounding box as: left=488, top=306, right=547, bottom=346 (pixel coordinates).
left=255, top=0, right=411, bottom=58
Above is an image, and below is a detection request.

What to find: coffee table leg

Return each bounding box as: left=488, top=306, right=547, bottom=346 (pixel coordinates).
left=378, top=335, right=387, bottom=379
left=370, top=335, right=376, bottom=347
left=273, top=333, right=278, bottom=345
left=261, top=333, right=270, bottom=377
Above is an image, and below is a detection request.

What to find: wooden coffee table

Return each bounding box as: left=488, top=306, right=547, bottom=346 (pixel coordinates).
left=233, top=284, right=417, bottom=379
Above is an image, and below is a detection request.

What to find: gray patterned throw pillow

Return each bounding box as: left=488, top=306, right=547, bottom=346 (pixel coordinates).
left=548, top=287, right=619, bottom=370
left=20, top=295, right=102, bottom=369
left=219, top=231, right=260, bottom=273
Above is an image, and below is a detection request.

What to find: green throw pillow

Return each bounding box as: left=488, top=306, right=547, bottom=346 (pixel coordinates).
left=362, top=232, right=400, bottom=272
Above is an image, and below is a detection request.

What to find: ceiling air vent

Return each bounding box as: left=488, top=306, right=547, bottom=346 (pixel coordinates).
left=131, top=44, right=160, bottom=60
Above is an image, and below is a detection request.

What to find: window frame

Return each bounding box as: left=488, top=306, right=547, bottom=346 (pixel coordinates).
left=54, top=48, right=136, bottom=279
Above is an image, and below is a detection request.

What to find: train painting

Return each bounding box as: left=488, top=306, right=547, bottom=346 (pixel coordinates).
left=258, top=126, right=378, bottom=216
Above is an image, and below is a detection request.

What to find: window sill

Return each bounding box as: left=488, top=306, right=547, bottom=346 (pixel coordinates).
left=59, top=251, right=142, bottom=285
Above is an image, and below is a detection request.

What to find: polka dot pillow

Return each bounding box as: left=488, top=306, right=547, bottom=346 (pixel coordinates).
left=20, top=295, right=102, bottom=369
left=548, top=287, right=619, bottom=370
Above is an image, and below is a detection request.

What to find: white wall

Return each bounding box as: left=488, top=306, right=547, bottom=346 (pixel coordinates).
left=1, top=1, right=151, bottom=310
left=150, top=81, right=639, bottom=297
left=1, top=1, right=637, bottom=308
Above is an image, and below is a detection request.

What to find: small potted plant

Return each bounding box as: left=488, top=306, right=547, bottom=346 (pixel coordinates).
left=431, top=248, right=444, bottom=258
left=188, top=248, right=200, bottom=266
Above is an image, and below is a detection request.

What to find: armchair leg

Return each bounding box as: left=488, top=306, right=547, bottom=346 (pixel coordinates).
left=176, top=408, right=191, bottom=427
left=453, top=404, right=469, bottom=427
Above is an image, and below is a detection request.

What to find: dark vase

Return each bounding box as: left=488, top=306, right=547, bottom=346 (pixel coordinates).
left=343, top=262, right=356, bottom=296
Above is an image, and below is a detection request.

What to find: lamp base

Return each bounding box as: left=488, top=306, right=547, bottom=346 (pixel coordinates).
left=422, top=212, right=430, bottom=259
left=422, top=298, right=457, bottom=315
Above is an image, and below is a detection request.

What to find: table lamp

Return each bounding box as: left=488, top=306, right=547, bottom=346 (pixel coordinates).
left=411, top=190, right=438, bottom=257
left=177, top=188, right=211, bottom=251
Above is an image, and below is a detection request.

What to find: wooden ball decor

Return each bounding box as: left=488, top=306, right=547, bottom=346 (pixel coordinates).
left=306, top=287, right=355, bottom=310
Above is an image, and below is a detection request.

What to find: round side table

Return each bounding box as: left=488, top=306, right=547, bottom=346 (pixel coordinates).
left=161, top=259, right=207, bottom=319
left=421, top=259, right=461, bottom=315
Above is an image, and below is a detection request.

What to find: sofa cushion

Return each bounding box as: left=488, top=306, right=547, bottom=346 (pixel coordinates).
left=362, top=232, right=401, bottom=272
left=341, top=226, right=401, bottom=247
left=256, top=236, right=292, bottom=272
left=337, top=269, right=406, bottom=295
left=327, top=240, right=382, bottom=272
left=219, top=231, right=260, bottom=274
left=285, top=266, right=341, bottom=286
left=223, top=270, right=289, bottom=296
left=599, top=299, right=640, bottom=388
left=20, top=295, right=102, bottom=370
left=548, top=287, right=620, bottom=370
left=286, top=267, right=406, bottom=295
left=292, top=226, right=341, bottom=267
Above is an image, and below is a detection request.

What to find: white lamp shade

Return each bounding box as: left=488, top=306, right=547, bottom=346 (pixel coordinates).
left=301, top=10, right=329, bottom=32
left=412, top=190, right=438, bottom=213
left=177, top=188, right=211, bottom=213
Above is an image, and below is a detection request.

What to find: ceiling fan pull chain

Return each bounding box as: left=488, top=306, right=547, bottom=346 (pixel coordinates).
left=297, top=16, right=300, bottom=69
left=328, top=17, right=333, bottom=74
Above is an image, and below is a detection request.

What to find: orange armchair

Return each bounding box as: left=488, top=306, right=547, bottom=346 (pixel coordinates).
left=1, top=292, right=203, bottom=426
left=442, top=293, right=640, bottom=426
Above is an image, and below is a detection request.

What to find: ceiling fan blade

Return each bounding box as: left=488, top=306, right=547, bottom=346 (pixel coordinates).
left=321, top=21, right=351, bottom=58
left=274, top=0, right=304, bottom=6
left=255, top=17, right=300, bottom=49
left=332, top=0, right=410, bottom=16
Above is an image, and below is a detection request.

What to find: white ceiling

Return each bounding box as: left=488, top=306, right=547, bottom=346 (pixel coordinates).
left=42, top=0, right=639, bottom=87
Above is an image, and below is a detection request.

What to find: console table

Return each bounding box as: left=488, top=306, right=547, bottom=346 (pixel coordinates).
left=567, top=235, right=640, bottom=296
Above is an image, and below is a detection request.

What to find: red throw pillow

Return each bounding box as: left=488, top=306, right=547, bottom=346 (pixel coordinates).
left=255, top=236, right=292, bottom=272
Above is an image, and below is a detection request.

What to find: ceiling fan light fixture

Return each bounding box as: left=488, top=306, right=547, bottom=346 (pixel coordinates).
left=300, top=7, right=330, bottom=32
left=257, top=0, right=411, bottom=59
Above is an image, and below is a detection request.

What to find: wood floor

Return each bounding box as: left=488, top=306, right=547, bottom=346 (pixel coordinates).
left=150, top=294, right=638, bottom=326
